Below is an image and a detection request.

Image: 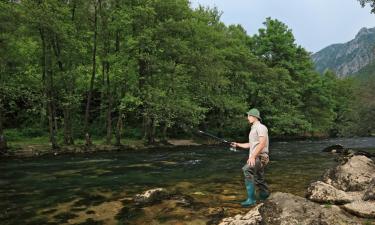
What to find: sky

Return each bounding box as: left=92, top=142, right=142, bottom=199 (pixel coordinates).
left=190, top=0, right=375, bottom=53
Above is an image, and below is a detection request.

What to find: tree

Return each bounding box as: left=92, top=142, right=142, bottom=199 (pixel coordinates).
left=0, top=0, right=367, bottom=150
left=83, top=0, right=99, bottom=145
left=358, top=0, right=375, bottom=13
left=355, top=76, right=375, bottom=135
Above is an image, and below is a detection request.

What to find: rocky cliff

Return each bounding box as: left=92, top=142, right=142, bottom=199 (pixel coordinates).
left=312, top=27, right=375, bottom=77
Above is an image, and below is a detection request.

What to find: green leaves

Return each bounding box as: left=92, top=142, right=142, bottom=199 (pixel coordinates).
left=0, top=0, right=365, bottom=141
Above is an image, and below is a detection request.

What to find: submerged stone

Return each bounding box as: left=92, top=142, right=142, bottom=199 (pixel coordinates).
left=73, top=194, right=108, bottom=207
left=53, top=212, right=78, bottom=223
left=134, top=188, right=169, bottom=204
left=73, top=218, right=104, bottom=225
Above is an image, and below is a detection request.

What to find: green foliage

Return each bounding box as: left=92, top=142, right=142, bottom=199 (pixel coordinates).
left=4, top=128, right=48, bottom=141
left=353, top=75, right=375, bottom=136
left=0, top=1, right=367, bottom=146
left=252, top=18, right=298, bottom=70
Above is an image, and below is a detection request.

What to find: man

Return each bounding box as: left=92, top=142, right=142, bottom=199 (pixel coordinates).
left=231, top=108, right=270, bottom=207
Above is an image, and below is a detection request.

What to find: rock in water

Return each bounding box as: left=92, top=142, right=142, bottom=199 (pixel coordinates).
left=134, top=188, right=168, bottom=204
left=322, top=144, right=344, bottom=153
left=306, top=155, right=375, bottom=219
left=322, top=155, right=375, bottom=191
left=355, top=150, right=375, bottom=158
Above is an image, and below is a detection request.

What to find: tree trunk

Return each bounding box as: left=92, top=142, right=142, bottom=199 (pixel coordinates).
left=52, top=35, right=74, bottom=145
left=100, top=61, right=105, bottom=120
left=105, top=62, right=112, bottom=144
left=138, top=56, right=149, bottom=143
left=40, top=28, right=58, bottom=150
left=47, top=48, right=58, bottom=150
left=51, top=69, right=58, bottom=134
left=0, top=103, right=7, bottom=153
left=50, top=35, right=62, bottom=134
left=84, top=1, right=98, bottom=140
left=161, top=123, right=168, bottom=144
left=0, top=62, right=7, bottom=152
left=115, top=111, right=123, bottom=146
left=64, top=75, right=75, bottom=145
left=150, top=118, right=156, bottom=144
left=144, top=117, right=155, bottom=145
left=63, top=107, right=74, bottom=145
left=114, top=9, right=122, bottom=146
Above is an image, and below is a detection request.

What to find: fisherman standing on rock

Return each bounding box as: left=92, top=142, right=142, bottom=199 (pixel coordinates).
left=231, top=108, right=270, bottom=207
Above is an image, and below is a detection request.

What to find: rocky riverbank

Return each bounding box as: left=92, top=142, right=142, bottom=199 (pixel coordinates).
left=121, top=154, right=374, bottom=224
left=219, top=155, right=375, bottom=224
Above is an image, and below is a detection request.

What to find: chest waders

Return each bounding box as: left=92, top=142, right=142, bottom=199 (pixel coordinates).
left=241, top=155, right=270, bottom=207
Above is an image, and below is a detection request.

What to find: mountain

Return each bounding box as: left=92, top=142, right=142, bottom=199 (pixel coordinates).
left=312, top=27, right=375, bottom=78
left=354, top=60, right=375, bottom=81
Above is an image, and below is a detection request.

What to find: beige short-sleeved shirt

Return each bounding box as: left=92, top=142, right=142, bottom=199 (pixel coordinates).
left=249, top=121, right=269, bottom=157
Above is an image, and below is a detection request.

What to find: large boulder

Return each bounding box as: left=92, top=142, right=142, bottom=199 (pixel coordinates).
left=322, top=155, right=375, bottom=191
left=363, top=177, right=375, bottom=201
left=306, top=155, right=375, bottom=219
left=260, top=192, right=360, bottom=225
left=219, top=192, right=361, bottom=225
left=306, top=181, right=362, bottom=204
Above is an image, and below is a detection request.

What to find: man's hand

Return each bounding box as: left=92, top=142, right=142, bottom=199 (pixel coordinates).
left=247, top=156, right=256, bottom=167
left=231, top=142, right=237, bottom=147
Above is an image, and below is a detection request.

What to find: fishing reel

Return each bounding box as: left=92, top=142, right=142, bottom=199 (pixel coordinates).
left=229, top=146, right=238, bottom=152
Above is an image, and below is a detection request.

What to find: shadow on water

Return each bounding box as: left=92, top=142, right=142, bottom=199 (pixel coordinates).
left=1, top=137, right=375, bottom=224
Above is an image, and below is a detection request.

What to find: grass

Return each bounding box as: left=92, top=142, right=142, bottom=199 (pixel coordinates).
left=323, top=203, right=332, bottom=209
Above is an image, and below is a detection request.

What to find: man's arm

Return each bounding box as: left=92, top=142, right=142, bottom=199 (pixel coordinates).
left=248, top=136, right=266, bottom=166
left=231, top=142, right=250, bottom=149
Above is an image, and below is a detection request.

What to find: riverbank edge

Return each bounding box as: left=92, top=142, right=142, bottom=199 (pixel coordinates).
left=0, top=139, right=213, bottom=158
left=3, top=135, right=375, bottom=158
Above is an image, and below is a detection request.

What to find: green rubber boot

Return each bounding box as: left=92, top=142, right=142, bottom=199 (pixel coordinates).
left=241, top=179, right=256, bottom=207
left=258, top=190, right=270, bottom=200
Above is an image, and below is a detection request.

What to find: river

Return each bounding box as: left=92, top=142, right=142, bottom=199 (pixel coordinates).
left=1, top=137, right=375, bottom=225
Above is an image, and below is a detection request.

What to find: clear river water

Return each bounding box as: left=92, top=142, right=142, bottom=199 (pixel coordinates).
left=1, top=137, right=375, bottom=225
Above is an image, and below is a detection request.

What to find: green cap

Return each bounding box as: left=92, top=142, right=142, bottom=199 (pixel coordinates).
left=247, top=108, right=261, bottom=120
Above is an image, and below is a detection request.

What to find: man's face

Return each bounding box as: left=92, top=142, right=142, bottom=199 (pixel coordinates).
left=247, top=115, right=256, bottom=124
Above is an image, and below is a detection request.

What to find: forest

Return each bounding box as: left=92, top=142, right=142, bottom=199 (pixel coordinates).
left=1, top=0, right=374, bottom=152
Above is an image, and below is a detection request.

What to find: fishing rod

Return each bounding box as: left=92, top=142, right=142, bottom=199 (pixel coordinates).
left=197, top=130, right=238, bottom=152
left=197, top=130, right=231, bottom=144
